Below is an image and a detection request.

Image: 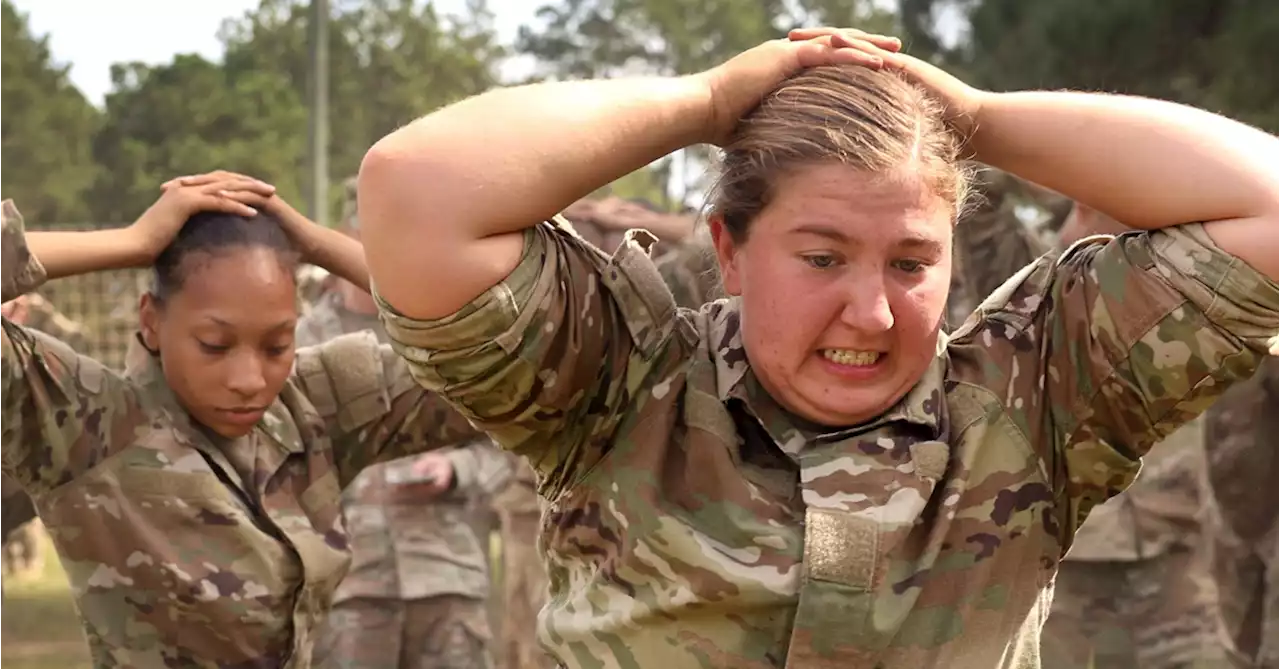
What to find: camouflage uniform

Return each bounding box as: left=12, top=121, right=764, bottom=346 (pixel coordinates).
left=298, top=288, right=510, bottom=669
left=475, top=197, right=704, bottom=669
left=1200, top=358, right=1279, bottom=668
left=375, top=210, right=1276, bottom=667
left=951, top=177, right=1227, bottom=669
left=2, top=292, right=88, bottom=578
left=0, top=199, right=484, bottom=667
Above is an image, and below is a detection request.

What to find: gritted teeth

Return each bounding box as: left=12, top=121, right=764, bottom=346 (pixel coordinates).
left=821, top=349, right=881, bottom=366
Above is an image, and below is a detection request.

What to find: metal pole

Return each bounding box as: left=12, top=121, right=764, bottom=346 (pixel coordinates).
left=307, top=0, right=330, bottom=225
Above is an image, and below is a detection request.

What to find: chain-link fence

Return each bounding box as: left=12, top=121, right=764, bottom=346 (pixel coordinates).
left=26, top=222, right=148, bottom=371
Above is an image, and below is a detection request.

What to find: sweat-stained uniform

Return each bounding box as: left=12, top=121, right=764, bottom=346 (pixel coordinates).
left=374, top=213, right=1276, bottom=668
left=298, top=289, right=512, bottom=669
left=0, top=199, right=484, bottom=668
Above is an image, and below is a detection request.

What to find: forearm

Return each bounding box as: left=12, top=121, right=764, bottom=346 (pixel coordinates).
left=361, top=75, right=712, bottom=241
left=26, top=229, right=146, bottom=281
left=973, top=92, right=1279, bottom=231
left=288, top=213, right=370, bottom=294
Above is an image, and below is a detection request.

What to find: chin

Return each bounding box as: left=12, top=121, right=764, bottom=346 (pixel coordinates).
left=203, top=419, right=255, bottom=439
left=798, top=390, right=898, bottom=428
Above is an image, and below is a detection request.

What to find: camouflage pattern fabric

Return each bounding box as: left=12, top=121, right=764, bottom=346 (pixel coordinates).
left=315, top=595, right=493, bottom=669
left=1, top=292, right=88, bottom=577
left=946, top=171, right=1050, bottom=330
left=0, top=199, right=484, bottom=667
left=374, top=213, right=1277, bottom=668
left=560, top=195, right=695, bottom=259
left=951, top=181, right=1227, bottom=666
left=1201, top=358, right=1279, bottom=668
left=297, top=290, right=510, bottom=669
left=653, top=231, right=722, bottom=310
left=1039, top=419, right=1228, bottom=669
left=1040, top=544, right=1227, bottom=669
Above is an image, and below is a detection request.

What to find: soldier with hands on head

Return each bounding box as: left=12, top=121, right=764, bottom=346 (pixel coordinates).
left=1, top=170, right=482, bottom=667
left=359, top=26, right=1279, bottom=669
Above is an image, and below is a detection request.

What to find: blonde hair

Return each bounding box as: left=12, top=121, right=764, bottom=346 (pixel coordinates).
left=710, top=65, right=973, bottom=241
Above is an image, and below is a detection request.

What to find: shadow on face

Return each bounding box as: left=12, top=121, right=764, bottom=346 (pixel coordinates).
left=140, top=247, right=299, bottom=439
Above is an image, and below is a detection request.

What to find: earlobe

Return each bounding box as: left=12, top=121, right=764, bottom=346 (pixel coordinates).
left=708, top=214, right=743, bottom=296
left=138, top=293, right=161, bottom=352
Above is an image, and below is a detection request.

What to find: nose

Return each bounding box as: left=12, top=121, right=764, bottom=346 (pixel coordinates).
left=838, top=275, right=895, bottom=333
left=226, top=351, right=268, bottom=398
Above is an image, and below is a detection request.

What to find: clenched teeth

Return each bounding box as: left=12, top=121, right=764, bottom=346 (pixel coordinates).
left=822, top=349, right=881, bottom=366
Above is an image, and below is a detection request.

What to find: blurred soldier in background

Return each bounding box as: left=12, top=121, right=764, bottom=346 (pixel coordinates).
left=305, top=179, right=513, bottom=669
left=1200, top=358, right=1278, bottom=668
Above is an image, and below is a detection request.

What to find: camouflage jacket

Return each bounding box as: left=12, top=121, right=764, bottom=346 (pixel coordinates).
left=376, top=217, right=1276, bottom=668
left=2, top=292, right=87, bottom=541
left=1203, top=357, right=1279, bottom=546
left=296, top=290, right=514, bottom=603
left=0, top=200, right=482, bottom=668
left=951, top=182, right=1211, bottom=562
left=653, top=230, right=722, bottom=310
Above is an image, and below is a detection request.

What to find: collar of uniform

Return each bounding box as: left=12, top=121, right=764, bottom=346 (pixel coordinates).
left=707, top=300, right=948, bottom=449
left=124, top=333, right=304, bottom=456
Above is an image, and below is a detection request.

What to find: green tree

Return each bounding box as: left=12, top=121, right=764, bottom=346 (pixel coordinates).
left=517, top=0, right=895, bottom=79
left=515, top=0, right=897, bottom=207
left=1, top=0, right=102, bottom=224
left=905, top=0, right=1277, bottom=132
left=218, top=0, right=504, bottom=193
left=88, top=55, right=307, bottom=223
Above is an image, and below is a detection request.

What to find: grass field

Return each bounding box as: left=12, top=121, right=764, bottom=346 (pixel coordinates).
left=0, top=528, right=508, bottom=669
left=1, top=528, right=92, bottom=669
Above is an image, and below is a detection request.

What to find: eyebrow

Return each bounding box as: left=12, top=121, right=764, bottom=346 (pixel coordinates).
left=790, top=224, right=945, bottom=255
left=205, top=316, right=297, bottom=332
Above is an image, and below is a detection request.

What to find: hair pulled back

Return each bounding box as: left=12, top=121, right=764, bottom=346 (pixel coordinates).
left=710, top=65, right=973, bottom=242
left=152, top=211, right=300, bottom=303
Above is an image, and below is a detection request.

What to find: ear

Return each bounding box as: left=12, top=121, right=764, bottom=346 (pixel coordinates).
left=138, top=292, right=162, bottom=352
left=708, top=214, right=744, bottom=296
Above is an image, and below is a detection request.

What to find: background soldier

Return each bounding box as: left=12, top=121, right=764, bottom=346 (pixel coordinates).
left=304, top=180, right=513, bottom=669
left=1201, top=358, right=1278, bottom=668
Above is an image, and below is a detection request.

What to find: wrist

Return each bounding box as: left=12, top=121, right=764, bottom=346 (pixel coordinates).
left=963, top=90, right=1000, bottom=161
left=109, top=227, right=157, bottom=268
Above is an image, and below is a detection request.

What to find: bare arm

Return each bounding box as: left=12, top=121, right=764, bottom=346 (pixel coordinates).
left=358, top=35, right=900, bottom=320
left=25, top=228, right=149, bottom=280
left=358, top=76, right=712, bottom=320
left=270, top=200, right=371, bottom=294
left=23, top=173, right=276, bottom=284
left=971, top=92, right=1279, bottom=280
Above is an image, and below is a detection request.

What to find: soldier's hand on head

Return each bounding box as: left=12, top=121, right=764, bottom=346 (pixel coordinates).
left=129, top=171, right=277, bottom=260
left=699, top=29, right=901, bottom=147
left=790, top=30, right=988, bottom=143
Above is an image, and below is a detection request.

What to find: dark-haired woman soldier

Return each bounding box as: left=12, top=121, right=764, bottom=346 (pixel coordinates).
left=0, top=171, right=482, bottom=668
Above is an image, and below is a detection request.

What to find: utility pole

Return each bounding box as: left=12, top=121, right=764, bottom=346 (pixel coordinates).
left=307, top=0, right=330, bottom=224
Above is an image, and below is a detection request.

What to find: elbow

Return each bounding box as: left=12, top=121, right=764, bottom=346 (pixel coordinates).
left=357, top=127, right=447, bottom=237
